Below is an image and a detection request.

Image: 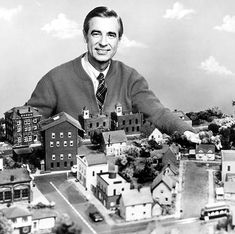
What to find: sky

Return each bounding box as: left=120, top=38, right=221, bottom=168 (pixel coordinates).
left=1, top=0, right=235, bottom=117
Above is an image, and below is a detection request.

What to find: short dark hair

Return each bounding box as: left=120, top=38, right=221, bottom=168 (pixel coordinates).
left=83, top=6, right=124, bottom=39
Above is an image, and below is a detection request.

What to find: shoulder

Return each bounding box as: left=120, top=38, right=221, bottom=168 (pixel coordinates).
left=111, top=59, right=142, bottom=79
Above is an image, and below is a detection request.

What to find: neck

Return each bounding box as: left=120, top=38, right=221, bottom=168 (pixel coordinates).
left=87, top=53, right=110, bottom=72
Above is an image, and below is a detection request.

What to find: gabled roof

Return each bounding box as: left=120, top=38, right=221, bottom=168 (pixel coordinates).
left=196, top=144, right=215, bottom=154
left=0, top=168, right=31, bottom=184
left=121, top=187, right=153, bottom=206
left=102, top=130, right=127, bottom=145
left=173, top=110, right=191, bottom=121
left=84, top=153, right=107, bottom=166
left=222, top=150, right=235, bottom=162
left=151, top=172, right=176, bottom=191
left=32, top=208, right=57, bottom=220
left=1, top=206, right=31, bottom=218
left=162, top=163, right=179, bottom=176
left=162, top=148, right=179, bottom=167
left=40, top=112, right=84, bottom=133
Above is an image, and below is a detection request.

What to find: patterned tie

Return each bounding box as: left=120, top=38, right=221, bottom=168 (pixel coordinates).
left=96, top=73, right=107, bottom=110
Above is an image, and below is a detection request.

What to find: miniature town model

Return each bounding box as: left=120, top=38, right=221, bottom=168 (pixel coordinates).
left=1, top=104, right=235, bottom=233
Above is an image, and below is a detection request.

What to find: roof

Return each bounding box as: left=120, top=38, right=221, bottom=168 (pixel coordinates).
left=40, top=112, right=84, bottom=133
left=5, top=105, right=41, bottom=118
left=1, top=206, right=31, bottom=219
left=196, top=144, right=215, bottom=154
left=102, top=130, right=127, bottom=144
left=173, top=110, right=191, bottom=121
left=13, top=146, right=33, bottom=155
left=162, top=148, right=179, bottom=167
left=85, top=153, right=107, bottom=166
left=222, top=150, right=235, bottom=162
left=121, top=187, right=153, bottom=206
left=32, top=208, right=57, bottom=220
left=224, top=181, right=235, bottom=193
left=162, top=163, right=179, bottom=176
left=0, top=168, right=31, bottom=184
left=151, top=172, right=176, bottom=191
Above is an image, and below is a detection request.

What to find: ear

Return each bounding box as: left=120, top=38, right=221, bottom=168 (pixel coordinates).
left=83, top=30, right=88, bottom=43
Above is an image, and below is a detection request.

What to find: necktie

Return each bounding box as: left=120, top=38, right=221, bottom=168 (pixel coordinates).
left=96, top=73, right=107, bottom=110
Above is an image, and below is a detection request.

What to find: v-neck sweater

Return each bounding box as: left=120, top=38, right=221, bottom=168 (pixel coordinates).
left=27, top=55, right=194, bottom=135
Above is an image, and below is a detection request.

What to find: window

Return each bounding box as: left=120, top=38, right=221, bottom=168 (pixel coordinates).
left=70, top=161, right=73, bottom=167
left=14, top=190, right=21, bottom=199
left=50, top=142, right=54, bottom=147
left=33, top=221, right=37, bottom=229
left=129, top=119, right=132, bottom=124
left=56, top=141, right=60, bottom=147
left=165, top=198, right=168, bottom=201
left=22, top=216, right=28, bottom=222
left=122, top=120, right=125, bottom=125
left=64, top=161, right=67, bottom=167
left=135, top=119, right=138, bottom=124
left=228, top=165, right=231, bottom=171
left=60, top=132, right=64, bottom=138
left=28, top=135, right=32, bottom=141
left=96, top=122, right=99, bottom=127
left=132, top=127, right=135, bottom=132
left=68, top=132, right=72, bottom=138
left=92, top=171, right=95, bottom=176
left=33, top=125, right=38, bottom=130
left=22, top=189, right=28, bottom=198
left=68, top=153, right=72, bottom=159
left=60, top=154, right=64, bottom=160
left=0, top=192, right=3, bottom=201
left=122, top=188, right=124, bottom=191
left=51, top=133, right=55, bottom=139
left=51, top=162, right=54, bottom=168
left=126, top=127, right=128, bottom=133
left=90, top=123, right=92, bottom=128
left=113, top=189, right=116, bottom=196
left=70, top=141, right=74, bottom=146
left=103, top=122, right=106, bottom=127
left=24, top=136, right=28, bottom=142
left=33, top=118, right=37, bottom=124
left=52, top=154, right=56, bottom=160
left=57, top=162, right=60, bottom=168
left=161, top=190, right=164, bottom=193
left=64, top=141, right=67, bottom=147
left=5, top=191, right=11, bottom=200
left=18, top=137, right=22, bottom=143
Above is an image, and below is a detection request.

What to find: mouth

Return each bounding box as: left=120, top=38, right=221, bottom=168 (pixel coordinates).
left=95, top=49, right=110, bottom=55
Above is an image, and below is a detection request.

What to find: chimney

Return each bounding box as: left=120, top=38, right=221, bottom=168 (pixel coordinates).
left=109, top=172, right=116, bottom=179
left=10, top=175, right=14, bottom=181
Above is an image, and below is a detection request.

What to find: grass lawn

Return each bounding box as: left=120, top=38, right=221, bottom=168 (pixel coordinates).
left=181, top=161, right=209, bottom=219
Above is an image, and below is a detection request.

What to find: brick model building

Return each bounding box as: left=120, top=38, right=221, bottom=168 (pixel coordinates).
left=0, top=168, right=32, bottom=205
left=78, top=106, right=110, bottom=138
left=110, top=103, right=143, bottom=135
left=5, top=105, right=42, bottom=147
left=95, top=171, right=131, bottom=212
left=40, top=112, right=84, bottom=171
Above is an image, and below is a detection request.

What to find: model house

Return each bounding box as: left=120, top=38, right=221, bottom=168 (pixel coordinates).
left=95, top=171, right=131, bottom=211
left=221, top=150, right=235, bottom=182
left=101, top=130, right=127, bottom=156
left=76, top=152, right=108, bottom=192
left=162, top=163, right=179, bottom=177
left=151, top=172, right=178, bottom=205
left=162, top=147, right=179, bottom=168
left=195, top=144, right=215, bottom=161
left=119, top=187, right=153, bottom=222
left=0, top=168, right=32, bottom=205
left=1, top=206, right=32, bottom=234
left=148, top=128, right=163, bottom=143
left=5, top=105, right=42, bottom=147
left=78, top=106, right=110, bottom=138
left=173, top=110, right=192, bottom=127
left=31, top=208, right=57, bottom=233
left=40, top=112, right=84, bottom=171
left=110, top=103, right=143, bottom=135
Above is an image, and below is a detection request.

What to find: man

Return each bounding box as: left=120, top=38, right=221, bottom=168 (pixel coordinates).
left=27, top=6, right=199, bottom=141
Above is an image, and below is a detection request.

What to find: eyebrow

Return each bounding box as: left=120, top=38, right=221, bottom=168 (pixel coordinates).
left=90, top=30, right=117, bottom=36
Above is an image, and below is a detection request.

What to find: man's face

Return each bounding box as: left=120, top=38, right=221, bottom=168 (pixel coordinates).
left=85, top=16, right=120, bottom=65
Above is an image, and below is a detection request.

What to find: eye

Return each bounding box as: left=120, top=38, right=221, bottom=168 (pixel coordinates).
left=91, top=31, right=101, bottom=37
left=108, top=33, right=117, bottom=39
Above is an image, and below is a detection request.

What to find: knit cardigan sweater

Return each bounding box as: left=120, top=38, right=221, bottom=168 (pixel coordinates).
left=27, top=55, right=194, bottom=135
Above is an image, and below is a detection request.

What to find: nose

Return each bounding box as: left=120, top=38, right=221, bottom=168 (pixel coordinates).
left=99, top=35, right=108, bottom=46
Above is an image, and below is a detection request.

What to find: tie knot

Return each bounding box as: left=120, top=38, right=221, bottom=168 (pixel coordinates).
left=97, top=73, right=104, bottom=81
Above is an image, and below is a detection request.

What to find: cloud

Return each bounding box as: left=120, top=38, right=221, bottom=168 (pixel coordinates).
left=214, top=15, right=235, bottom=33
left=200, top=56, right=234, bottom=76
left=163, top=2, right=195, bottom=20
left=0, top=5, right=22, bottom=21
left=120, top=35, right=148, bottom=48
left=41, top=13, right=82, bottom=39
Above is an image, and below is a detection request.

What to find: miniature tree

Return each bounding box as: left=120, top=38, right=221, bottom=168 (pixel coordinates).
left=0, top=213, right=13, bottom=234
left=52, top=213, right=82, bottom=234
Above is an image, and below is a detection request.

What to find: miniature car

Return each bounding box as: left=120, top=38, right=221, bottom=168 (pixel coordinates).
left=89, top=211, right=104, bottom=222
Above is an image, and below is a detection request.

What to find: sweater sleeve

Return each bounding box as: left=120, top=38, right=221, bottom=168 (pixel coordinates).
left=27, top=73, right=57, bottom=119
left=130, top=73, right=195, bottom=135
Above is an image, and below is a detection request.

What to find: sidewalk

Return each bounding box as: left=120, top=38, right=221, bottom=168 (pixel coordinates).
left=69, top=178, right=116, bottom=226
